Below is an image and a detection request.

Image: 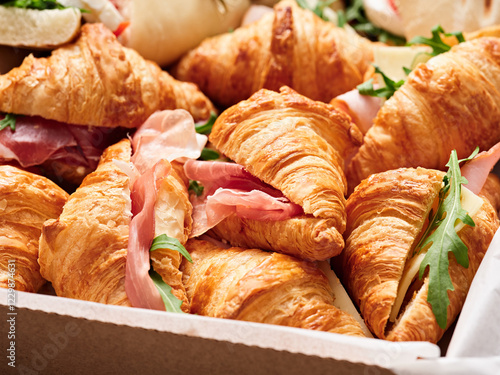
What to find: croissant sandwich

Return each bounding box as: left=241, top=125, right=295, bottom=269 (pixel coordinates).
left=0, top=166, right=68, bottom=292
left=173, top=0, right=373, bottom=108
left=184, top=86, right=362, bottom=261
left=181, top=239, right=368, bottom=337
left=340, top=149, right=500, bottom=343
left=346, top=37, right=500, bottom=190
left=0, top=23, right=214, bottom=184
left=39, top=110, right=207, bottom=312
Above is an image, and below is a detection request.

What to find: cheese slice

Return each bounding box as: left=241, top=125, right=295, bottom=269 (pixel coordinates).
left=374, top=45, right=431, bottom=82
left=389, top=186, right=483, bottom=323
left=318, top=261, right=373, bottom=338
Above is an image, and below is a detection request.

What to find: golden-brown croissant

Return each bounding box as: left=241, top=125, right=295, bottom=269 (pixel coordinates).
left=341, top=167, right=499, bottom=343
left=347, top=37, right=500, bottom=190
left=0, top=166, right=68, bottom=292
left=0, top=23, right=215, bottom=127
left=173, top=0, right=373, bottom=108
left=181, top=239, right=367, bottom=337
left=480, top=173, right=500, bottom=214
left=39, top=139, right=192, bottom=311
left=207, top=86, right=362, bottom=260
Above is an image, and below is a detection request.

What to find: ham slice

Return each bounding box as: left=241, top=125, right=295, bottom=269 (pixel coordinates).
left=207, top=188, right=303, bottom=223
left=184, top=160, right=303, bottom=237
left=461, top=142, right=500, bottom=195
left=0, top=115, right=77, bottom=167
left=125, top=109, right=209, bottom=311
left=0, top=114, right=121, bottom=170
left=125, top=159, right=172, bottom=311
left=331, top=89, right=384, bottom=135
left=131, top=109, right=207, bottom=173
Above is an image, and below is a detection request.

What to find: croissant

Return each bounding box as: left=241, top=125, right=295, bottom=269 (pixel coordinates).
left=0, top=23, right=215, bottom=127
left=481, top=173, right=500, bottom=214
left=341, top=167, right=499, bottom=343
left=181, top=239, right=367, bottom=337
left=39, top=139, right=192, bottom=310
left=347, top=37, right=500, bottom=189
left=0, top=166, right=68, bottom=292
left=173, top=0, right=373, bottom=108
left=207, top=86, right=362, bottom=260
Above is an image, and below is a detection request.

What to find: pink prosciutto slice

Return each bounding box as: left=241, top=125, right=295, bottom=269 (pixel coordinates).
left=207, top=189, right=303, bottom=223
left=131, top=109, right=207, bottom=173
left=184, top=160, right=303, bottom=237
left=125, top=159, right=172, bottom=310
left=331, top=88, right=384, bottom=135
left=0, top=114, right=122, bottom=170
left=461, top=142, right=500, bottom=195
left=0, top=115, right=77, bottom=167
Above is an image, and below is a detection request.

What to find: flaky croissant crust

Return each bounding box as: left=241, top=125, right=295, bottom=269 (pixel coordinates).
left=347, top=37, right=500, bottom=189
left=181, top=239, right=366, bottom=337
left=210, top=86, right=362, bottom=233
left=173, top=0, right=373, bottom=108
left=39, top=139, right=132, bottom=306
left=0, top=23, right=215, bottom=127
left=342, top=167, right=499, bottom=343
left=0, top=166, right=68, bottom=292
left=210, top=215, right=345, bottom=261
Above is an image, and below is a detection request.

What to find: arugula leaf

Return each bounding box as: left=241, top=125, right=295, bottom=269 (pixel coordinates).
left=402, top=66, right=413, bottom=76
left=150, top=234, right=192, bottom=263
left=200, top=148, right=220, bottom=161
left=337, top=0, right=406, bottom=45
left=407, top=25, right=465, bottom=56
left=0, top=0, right=67, bottom=10
left=416, top=148, right=478, bottom=329
left=0, top=114, right=17, bottom=132
left=357, top=65, right=405, bottom=99
left=353, top=22, right=406, bottom=45
left=195, top=112, right=217, bottom=135
left=336, top=8, right=347, bottom=27
left=188, top=180, right=204, bottom=197
left=296, top=0, right=335, bottom=21
left=149, top=270, right=185, bottom=313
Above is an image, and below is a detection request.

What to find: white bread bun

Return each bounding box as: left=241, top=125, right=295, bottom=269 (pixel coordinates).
left=120, top=0, right=251, bottom=67
left=0, top=7, right=81, bottom=49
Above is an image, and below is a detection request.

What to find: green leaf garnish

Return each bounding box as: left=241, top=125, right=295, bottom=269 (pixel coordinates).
left=150, top=234, right=192, bottom=263
left=296, top=0, right=335, bottom=21
left=1, top=0, right=66, bottom=10
left=336, top=8, right=347, bottom=27
left=195, top=112, right=217, bottom=135
left=0, top=113, right=17, bottom=132
left=357, top=65, right=405, bottom=99
left=402, top=66, right=413, bottom=76
left=337, top=0, right=406, bottom=45
left=188, top=180, right=204, bottom=197
left=416, top=148, right=478, bottom=329
left=149, top=270, right=185, bottom=313
left=200, top=148, right=219, bottom=161
left=407, top=25, right=465, bottom=56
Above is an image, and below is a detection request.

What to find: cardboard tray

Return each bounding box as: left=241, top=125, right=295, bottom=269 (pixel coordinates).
left=0, top=288, right=442, bottom=375
left=3, top=229, right=500, bottom=375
